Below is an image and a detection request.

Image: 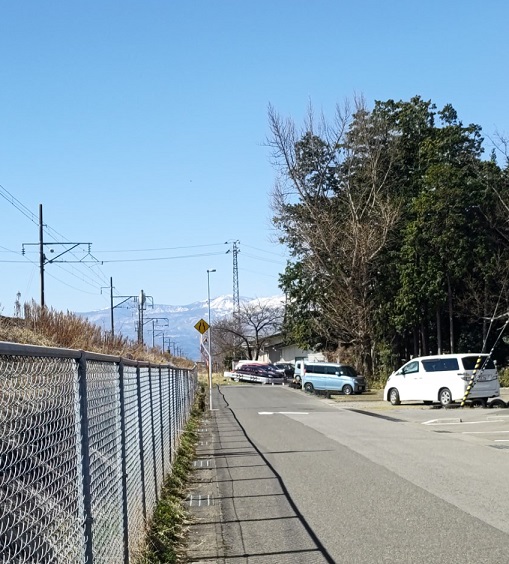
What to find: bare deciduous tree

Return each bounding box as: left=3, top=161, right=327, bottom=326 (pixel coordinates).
left=213, top=299, right=284, bottom=363
left=268, top=98, right=400, bottom=375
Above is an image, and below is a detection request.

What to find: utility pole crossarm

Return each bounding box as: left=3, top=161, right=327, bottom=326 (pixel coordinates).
left=22, top=242, right=93, bottom=264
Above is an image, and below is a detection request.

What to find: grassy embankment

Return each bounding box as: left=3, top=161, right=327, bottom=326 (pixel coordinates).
left=0, top=301, right=192, bottom=366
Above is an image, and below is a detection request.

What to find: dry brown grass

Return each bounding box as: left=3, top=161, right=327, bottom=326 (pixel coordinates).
left=0, top=301, right=193, bottom=367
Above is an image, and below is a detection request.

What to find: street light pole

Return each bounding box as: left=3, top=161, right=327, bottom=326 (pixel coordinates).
left=207, top=268, right=216, bottom=410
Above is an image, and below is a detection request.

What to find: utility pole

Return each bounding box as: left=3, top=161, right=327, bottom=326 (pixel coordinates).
left=109, top=277, right=114, bottom=335
left=143, top=317, right=169, bottom=348
left=23, top=204, right=94, bottom=308
left=162, top=334, right=171, bottom=353
left=207, top=268, right=216, bottom=410
left=138, top=290, right=145, bottom=344
left=136, top=290, right=154, bottom=345
left=39, top=204, right=45, bottom=308
left=104, top=290, right=139, bottom=337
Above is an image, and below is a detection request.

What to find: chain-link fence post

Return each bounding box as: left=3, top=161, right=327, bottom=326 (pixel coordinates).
left=170, top=368, right=176, bottom=462
left=181, top=372, right=184, bottom=434
left=148, top=365, right=159, bottom=502
left=118, top=360, right=129, bottom=564
left=135, top=362, right=147, bottom=522
left=158, top=367, right=165, bottom=474
left=77, top=352, right=94, bottom=563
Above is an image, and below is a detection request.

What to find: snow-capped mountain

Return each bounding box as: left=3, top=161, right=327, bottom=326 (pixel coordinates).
left=78, top=294, right=284, bottom=360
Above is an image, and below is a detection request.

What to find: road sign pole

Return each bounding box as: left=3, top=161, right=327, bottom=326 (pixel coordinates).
left=207, top=269, right=216, bottom=411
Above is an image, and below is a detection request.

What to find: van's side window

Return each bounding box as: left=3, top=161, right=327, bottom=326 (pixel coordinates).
left=422, top=359, right=459, bottom=372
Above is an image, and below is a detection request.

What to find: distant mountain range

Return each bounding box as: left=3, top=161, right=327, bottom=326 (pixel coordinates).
left=78, top=295, right=284, bottom=361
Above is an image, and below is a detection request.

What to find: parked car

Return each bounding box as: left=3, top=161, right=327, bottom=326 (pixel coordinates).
left=233, top=363, right=285, bottom=384
left=273, top=362, right=295, bottom=379
left=383, top=353, right=500, bottom=407
left=300, top=362, right=366, bottom=395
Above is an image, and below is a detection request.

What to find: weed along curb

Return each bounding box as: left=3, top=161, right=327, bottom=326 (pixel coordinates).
left=140, top=384, right=206, bottom=563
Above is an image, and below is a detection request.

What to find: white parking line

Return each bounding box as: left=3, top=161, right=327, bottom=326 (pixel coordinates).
left=258, top=411, right=309, bottom=415
left=462, top=430, right=509, bottom=435
left=423, top=419, right=495, bottom=426
left=494, top=439, right=509, bottom=442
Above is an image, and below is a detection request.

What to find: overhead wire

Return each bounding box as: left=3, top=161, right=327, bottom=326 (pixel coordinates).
left=93, top=251, right=227, bottom=263
left=242, top=243, right=288, bottom=257
left=0, top=184, right=39, bottom=225
left=1, top=183, right=288, bottom=305
left=92, top=243, right=227, bottom=253
left=241, top=251, right=286, bottom=265
left=0, top=184, right=110, bottom=295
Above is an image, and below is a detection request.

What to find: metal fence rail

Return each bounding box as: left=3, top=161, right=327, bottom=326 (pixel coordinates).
left=0, top=342, right=198, bottom=563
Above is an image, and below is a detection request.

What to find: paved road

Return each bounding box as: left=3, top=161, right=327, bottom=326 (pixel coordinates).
left=186, top=384, right=509, bottom=563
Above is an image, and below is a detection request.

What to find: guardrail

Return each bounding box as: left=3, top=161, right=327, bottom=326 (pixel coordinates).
left=0, top=341, right=198, bottom=563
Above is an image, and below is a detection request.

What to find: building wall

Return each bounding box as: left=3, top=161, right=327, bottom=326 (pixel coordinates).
left=259, top=342, right=326, bottom=364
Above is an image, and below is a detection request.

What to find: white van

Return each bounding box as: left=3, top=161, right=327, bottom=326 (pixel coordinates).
left=384, top=353, right=500, bottom=407
left=298, top=361, right=366, bottom=395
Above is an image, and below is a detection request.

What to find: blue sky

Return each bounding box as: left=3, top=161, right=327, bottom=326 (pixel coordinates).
left=1, top=1, right=507, bottom=315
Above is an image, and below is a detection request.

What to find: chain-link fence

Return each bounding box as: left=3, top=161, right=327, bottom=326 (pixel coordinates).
left=0, top=342, right=197, bottom=563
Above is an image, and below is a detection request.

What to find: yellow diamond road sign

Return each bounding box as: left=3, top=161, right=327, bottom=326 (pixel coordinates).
left=194, top=318, right=210, bottom=334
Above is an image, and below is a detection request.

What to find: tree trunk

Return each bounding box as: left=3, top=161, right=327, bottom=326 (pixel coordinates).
left=420, top=321, right=428, bottom=356
left=436, top=307, right=442, bottom=355
left=413, top=327, right=419, bottom=357
left=483, top=282, right=488, bottom=346
left=447, top=274, right=454, bottom=353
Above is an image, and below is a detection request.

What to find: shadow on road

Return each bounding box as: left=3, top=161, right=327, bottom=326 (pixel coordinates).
left=186, top=386, right=335, bottom=563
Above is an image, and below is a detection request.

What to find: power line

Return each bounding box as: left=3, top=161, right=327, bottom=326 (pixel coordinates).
left=0, top=188, right=110, bottom=296
left=0, top=185, right=111, bottom=291
left=240, top=267, right=280, bottom=279
left=242, top=243, right=288, bottom=257
left=44, top=268, right=105, bottom=296
left=94, top=251, right=226, bottom=263
left=0, top=184, right=39, bottom=225
left=92, top=243, right=227, bottom=253
left=242, top=251, right=287, bottom=265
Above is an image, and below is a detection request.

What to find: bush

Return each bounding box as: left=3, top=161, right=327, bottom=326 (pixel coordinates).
left=499, top=368, right=509, bottom=388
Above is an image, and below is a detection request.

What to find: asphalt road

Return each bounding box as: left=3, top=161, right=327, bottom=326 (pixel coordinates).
left=187, top=384, right=509, bottom=563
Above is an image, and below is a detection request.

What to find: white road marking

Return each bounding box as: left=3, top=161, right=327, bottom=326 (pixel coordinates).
left=258, top=411, right=309, bottom=415
left=423, top=419, right=501, bottom=426
left=461, top=430, right=509, bottom=434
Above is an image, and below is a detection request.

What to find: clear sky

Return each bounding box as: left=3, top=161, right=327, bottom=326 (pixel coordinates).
left=1, top=1, right=507, bottom=315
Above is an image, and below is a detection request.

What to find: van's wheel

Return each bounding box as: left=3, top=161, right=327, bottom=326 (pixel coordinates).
left=389, top=388, right=400, bottom=406
left=342, top=384, right=353, bottom=395
left=304, top=382, right=314, bottom=393
left=490, top=398, right=507, bottom=409
left=471, top=398, right=487, bottom=409
left=439, top=388, right=453, bottom=407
